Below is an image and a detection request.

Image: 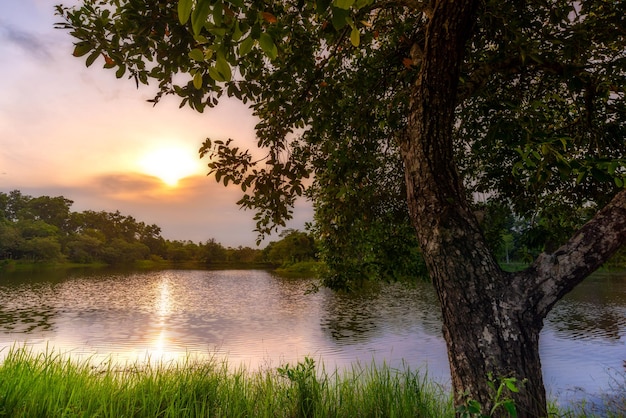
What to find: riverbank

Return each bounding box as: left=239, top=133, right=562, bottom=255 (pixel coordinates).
left=0, top=260, right=107, bottom=273
left=0, top=347, right=622, bottom=417
left=3, top=258, right=624, bottom=280
left=0, top=259, right=277, bottom=274
left=0, top=259, right=319, bottom=282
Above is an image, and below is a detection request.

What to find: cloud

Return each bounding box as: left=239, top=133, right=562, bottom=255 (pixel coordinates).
left=5, top=172, right=313, bottom=247
left=0, top=20, right=52, bottom=61
left=91, top=172, right=165, bottom=199
left=88, top=173, right=242, bottom=203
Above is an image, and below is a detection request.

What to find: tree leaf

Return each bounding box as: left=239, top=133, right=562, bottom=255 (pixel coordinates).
left=193, top=72, right=203, bottom=89
left=215, top=52, right=232, bottom=81
left=467, top=399, right=481, bottom=414
left=350, top=27, right=360, bottom=47
left=208, top=66, right=225, bottom=82
left=261, top=12, right=277, bottom=23
left=316, top=0, right=331, bottom=14
left=194, top=34, right=210, bottom=44
left=239, top=36, right=255, bottom=56
left=213, top=0, right=223, bottom=27
left=85, top=49, right=100, bottom=67
left=72, top=41, right=92, bottom=57
left=259, top=33, right=278, bottom=59
left=331, top=7, right=349, bottom=30
left=333, top=0, right=355, bottom=10
left=504, top=378, right=519, bottom=392
left=115, top=64, right=126, bottom=78
left=192, top=0, right=212, bottom=35
left=232, top=20, right=243, bottom=41
left=103, top=54, right=115, bottom=68
left=503, top=400, right=518, bottom=417
left=177, top=0, right=193, bottom=25
left=188, top=48, right=205, bottom=61
left=208, top=27, right=227, bottom=37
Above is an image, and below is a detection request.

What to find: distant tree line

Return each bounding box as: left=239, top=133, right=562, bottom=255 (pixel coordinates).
left=0, top=190, right=316, bottom=267
left=3, top=190, right=620, bottom=272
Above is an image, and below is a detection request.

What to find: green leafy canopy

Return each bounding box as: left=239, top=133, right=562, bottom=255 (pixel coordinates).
left=56, top=0, right=626, bottom=281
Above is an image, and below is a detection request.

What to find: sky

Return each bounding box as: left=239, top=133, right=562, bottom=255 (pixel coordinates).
left=0, top=0, right=312, bottom=247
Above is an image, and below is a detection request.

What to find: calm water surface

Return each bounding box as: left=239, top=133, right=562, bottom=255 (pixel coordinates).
left=0, top=268, right=624, bottom=406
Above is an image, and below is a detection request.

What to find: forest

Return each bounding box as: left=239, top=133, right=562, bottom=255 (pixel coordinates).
left=3, top=189, right=625, bottom=274
left=0, top=190, right=316, bottom=269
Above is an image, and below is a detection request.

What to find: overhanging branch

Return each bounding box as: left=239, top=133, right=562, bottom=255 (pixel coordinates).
left=528, top=188, right=626, bottom=317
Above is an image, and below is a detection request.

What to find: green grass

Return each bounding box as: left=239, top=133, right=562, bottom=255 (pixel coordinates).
left=0, top=347, right=451, bottom=418
left=0, top=347, right=623, bottom=417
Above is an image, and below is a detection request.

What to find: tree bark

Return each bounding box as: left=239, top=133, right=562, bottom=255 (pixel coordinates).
left=401, top=1, right=626, bottom=416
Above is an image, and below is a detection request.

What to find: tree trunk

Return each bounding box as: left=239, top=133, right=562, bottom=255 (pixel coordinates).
left=402, top=1, right=626, bottom=416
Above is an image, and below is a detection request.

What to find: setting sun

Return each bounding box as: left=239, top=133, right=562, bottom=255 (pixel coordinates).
left=138, top=146, right=203, bottom=186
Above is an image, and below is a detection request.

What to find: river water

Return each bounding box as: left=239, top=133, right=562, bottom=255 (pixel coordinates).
left=0, top=268, right=624, bottom=407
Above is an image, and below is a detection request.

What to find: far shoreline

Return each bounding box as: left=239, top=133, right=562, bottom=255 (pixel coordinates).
left=0, top=259, right=321, bottom=278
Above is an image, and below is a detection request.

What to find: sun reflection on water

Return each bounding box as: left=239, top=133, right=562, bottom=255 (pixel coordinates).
left=147, top=277, right=172, bottom=361
left=157, top=277, right=171, bottom=318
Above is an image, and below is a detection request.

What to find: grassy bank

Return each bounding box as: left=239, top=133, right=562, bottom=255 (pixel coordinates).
left=0, top=347, right=452, bottom=418
left=0, top=260, right=109, bottom=274
left=0, top=259, right=277, bottom=275
left=1, top=348, right=622, bottom=417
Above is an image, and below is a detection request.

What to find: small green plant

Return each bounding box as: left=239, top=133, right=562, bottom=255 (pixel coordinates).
left=456, top=374, right=521, bottom=418
left=457, top=397, right=483, bottom=417
left=277, top=356, right=321, bottom=418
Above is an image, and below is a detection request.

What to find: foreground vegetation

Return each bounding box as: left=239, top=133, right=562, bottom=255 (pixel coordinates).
left=0, top=347, right=623, bottom=417
left=0, top=347, right=451, bottom=418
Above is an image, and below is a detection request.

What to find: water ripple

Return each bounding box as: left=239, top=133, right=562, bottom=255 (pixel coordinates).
left=0, top=268, right=624, bottom=405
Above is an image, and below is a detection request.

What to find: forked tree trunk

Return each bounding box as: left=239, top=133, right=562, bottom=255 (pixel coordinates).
left=402, top=1, right=626, bottom=416
left=415, top=221, right=549, bottom=416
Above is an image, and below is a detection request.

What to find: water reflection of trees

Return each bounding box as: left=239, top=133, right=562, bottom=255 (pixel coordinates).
left=546, top=275, right=626, bottom=342
left=319, top=281, right=442, bottom=344
left=547, top=302, right=625, bottom=341
left=0, top=305, right=56, bottom=333
left=0, top=281, right=58, bottom=334
left=320, top=275, right=626, bottom=345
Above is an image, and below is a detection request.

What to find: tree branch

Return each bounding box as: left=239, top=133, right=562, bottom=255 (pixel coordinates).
left=527, top=188, right=626, bottom=317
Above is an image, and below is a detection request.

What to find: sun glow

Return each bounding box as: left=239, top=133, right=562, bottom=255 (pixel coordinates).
left=138, top=145, right=203, bottom=186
